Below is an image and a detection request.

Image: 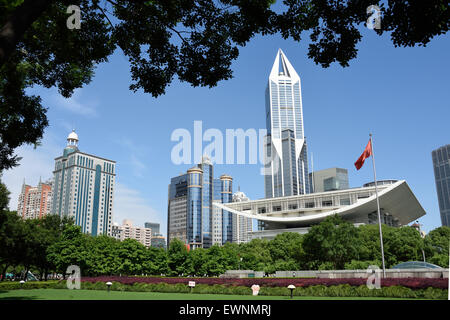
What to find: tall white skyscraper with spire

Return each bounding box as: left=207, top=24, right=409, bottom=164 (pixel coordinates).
left=264, top=49, right=311, bottom=198
left=51, top=130, right=116, bottom=236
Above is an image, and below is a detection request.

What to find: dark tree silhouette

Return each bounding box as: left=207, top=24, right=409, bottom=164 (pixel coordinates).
left=0, top=0, right=448, bottom=171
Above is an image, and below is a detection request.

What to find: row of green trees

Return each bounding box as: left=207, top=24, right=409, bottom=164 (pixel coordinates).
left=1, top=212, right=449, bottom=279
left=1, top=181, right=449, bottom=280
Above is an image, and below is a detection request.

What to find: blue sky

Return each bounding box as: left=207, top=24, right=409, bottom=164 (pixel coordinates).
left=2, top=24, right=449, bottom=235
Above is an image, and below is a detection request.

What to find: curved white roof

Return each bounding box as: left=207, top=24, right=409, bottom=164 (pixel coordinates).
left=213, top=180, right=425, bottom=226
left=67, top=130, right=79, bottom=141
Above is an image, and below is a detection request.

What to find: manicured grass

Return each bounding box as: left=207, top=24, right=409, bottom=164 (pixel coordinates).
left=0, top=289, right=413, bottom=300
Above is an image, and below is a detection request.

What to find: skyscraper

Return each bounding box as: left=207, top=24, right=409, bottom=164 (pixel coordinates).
left=51, top=130, right=116, bottom=236
left=143, top=222, right=166, bottom=248
left=167, top=156, right=233, bottom=248
left=17, top=178, right=52, bottom=219
left=231, top=190, right=252, bottom=244
left=309, top=168, right=350, bottom=193
left=264, top=49, right=311, bottom=199
left=432, top=144, right=450, bottom=226
left=212, top=174, right=233, bottom=245
left=144, top=222, right=160, bottom=235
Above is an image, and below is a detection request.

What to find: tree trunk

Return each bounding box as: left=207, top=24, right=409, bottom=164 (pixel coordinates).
left=1, top=264, right=8, bottom=282
left=0, top=0, right=53, bottom=67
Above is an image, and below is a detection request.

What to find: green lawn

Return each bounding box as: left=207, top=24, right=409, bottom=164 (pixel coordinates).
left=0, top=289, right=412, bottom=300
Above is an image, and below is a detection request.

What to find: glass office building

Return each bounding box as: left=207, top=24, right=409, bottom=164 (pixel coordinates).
left=219, top=174, right=233, bottom=244
left=432, top=145, right=450, bottom=226
left=144, top=222, right=160, bottom=235
left=167, top=156, right=233, bottom=248
left=309, top=168, right=350, bottom=193
left=264, top=49, right=311, bottom=199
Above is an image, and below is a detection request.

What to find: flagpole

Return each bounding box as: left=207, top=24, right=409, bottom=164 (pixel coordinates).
left=370, top=133, right=386, bottom=278
left=311, top=152, right=315, bottom=193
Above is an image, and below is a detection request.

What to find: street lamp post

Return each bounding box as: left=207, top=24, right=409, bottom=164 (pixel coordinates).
left=106, top=282, right=112, bottom=293
left=416, top=220, right=426, bottom=263
left=287, top=285, right=295, bottom=299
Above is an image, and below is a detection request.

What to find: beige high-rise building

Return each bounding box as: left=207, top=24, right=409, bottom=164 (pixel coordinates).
left=112, top=220, right=152, bottom=247
left=231, top=190, right=252, bottom=244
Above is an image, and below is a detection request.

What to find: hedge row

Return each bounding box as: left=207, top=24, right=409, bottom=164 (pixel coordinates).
left=81, top=276, right=448, bottom=290
left=0, top=281, right=61, bottom=290
left=96, top=282, right=447, bottom=299
left=0, top=280, right=447, bottom=299
left=80, top=281, right=446, bottom=299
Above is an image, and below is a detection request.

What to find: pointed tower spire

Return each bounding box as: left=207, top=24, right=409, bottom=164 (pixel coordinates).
left=269, top=49, right=299, bottom=81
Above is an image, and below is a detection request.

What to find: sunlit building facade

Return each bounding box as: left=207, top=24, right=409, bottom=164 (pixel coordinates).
left=264, top=49, right=311, bottom=199
left=112, top=219, right=152, bottom=248
left=309, top=168, right=349, bottom=193
left=51, top=130, right=115, bottom=236
left=215, top=180, right=426, bottom=240
left=17, top=179, right=52, bottom=219
left=432, top=145, right=450, bottom=226
left=167, top=156, right=233, bottom=248
left=231, top=190, right=252, bottom=244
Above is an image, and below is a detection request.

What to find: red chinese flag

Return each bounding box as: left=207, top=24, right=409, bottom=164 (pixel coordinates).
left=354, top=139, right=373, bottom=170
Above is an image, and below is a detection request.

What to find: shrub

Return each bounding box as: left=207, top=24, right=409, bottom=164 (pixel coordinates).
left=0, top=277, right=447, bottom=299
left=111, top=282, right=127, bottom=292
left=318, top=262, right=335, bottom=270
left=381, top=286, right=416, bottom=299
left=344, top=260, right=381, bottom=270
left=0, top=280, right=60, bottom=290
left=230, top=286, right=251, bottom=296
left=80, top=275, right=447, bottom=290
left=422, top=287, right=447, bottom=300
left=131, top=282, right=148, bottom=292
left=173, top=283, right=189, bottom=293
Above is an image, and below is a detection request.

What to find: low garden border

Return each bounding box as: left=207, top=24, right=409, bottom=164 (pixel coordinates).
left=0, top=277, right=447, bottom=299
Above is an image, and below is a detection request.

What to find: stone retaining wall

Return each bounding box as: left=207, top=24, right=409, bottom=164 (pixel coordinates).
left=274, top=269, right=449, bottom=279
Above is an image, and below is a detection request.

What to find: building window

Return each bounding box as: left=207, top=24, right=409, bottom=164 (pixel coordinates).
left=305, top=202, right=315, bottom=208
left=322, top=200, right=333, bottom=207
left=257, top=207, right=266, bottom=214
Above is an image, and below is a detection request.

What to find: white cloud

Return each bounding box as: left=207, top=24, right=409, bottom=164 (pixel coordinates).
left=54, top=118, right=75, bottom=132
left=130, top=155, right=147, bottom=178
left=51, top=89, right=98, bottom=117
left=113, top=182, right=164, bottom=234
left=2, top=133, right=60, bottom=211
left=115, top=138, right=148, bottom=178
